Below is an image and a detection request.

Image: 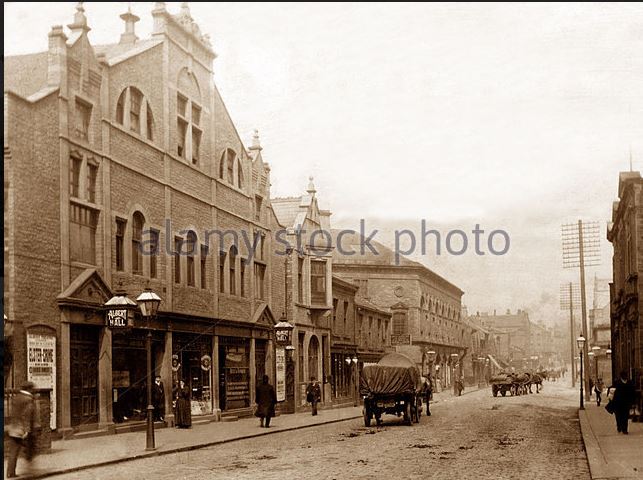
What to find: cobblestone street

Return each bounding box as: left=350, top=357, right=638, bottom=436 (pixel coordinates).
left=52, top=382, right=589, bottom=480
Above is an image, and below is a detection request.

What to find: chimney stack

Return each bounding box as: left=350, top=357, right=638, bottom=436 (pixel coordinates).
left=47, top=25, right=67, bottom=87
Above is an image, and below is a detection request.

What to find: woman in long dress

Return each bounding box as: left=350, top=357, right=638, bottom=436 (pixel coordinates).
left=175, top=380, right=192, bottom=428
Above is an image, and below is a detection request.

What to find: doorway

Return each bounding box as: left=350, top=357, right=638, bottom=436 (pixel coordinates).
left=70, top=325, right=99, bottom=427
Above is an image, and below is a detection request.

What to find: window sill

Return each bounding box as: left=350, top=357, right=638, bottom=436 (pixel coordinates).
left=70, top=197, right=101, bottom=211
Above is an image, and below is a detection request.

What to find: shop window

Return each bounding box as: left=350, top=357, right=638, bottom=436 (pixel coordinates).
left=254, top=262, right=265, bottom=299
left=70, top=157, right=82, bottom=198
left=174, top=333, right=213, bottom=415
left=297, top=256, right=304, bottom=302
left=186, top=231, right=197, bottom=287
left=174, top=236, right=182, bottom=283
left=200, top=244, right=208, bottom=289
left=310, top=260, right=327, bottom=304
left=70, top=204, right=98, bottom=264
left=115, top=218, right=126, bottom=271
left=218, top=337, right=250, bottom=410
left=132, top=212, right=144, bottom=275
left=75, top=98, right=91, bottom=140
left=149, top=228, right=159, bottom=279
left=229, top=245, right=237, bottom=295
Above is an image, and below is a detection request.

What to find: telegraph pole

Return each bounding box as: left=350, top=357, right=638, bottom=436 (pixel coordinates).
left=560, top=282, right=580, bottom=388
left=562, top=220, right=600, bottom=399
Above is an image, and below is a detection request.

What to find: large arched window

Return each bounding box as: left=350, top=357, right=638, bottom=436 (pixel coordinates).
left=115, top=87, right=154, bottom=141
left=132, top=211, right=144, bottom=275
left=229, top=245, right=237, bottom=295
left=219, top=148, right=244, bottom=189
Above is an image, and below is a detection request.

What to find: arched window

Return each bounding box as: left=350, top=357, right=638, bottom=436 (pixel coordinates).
left=219, top=148, right=243, bottom=188
left=115, top=87, right=154, bottom=141
left=132, top=212, right=144, bottom=274
left=237, top=162, right=244, bottom=189
left=229, top=245, right=237, bottom=295
left=186, top=231, right=197, bottom=286
left=176, top=69, right=202, bottom=165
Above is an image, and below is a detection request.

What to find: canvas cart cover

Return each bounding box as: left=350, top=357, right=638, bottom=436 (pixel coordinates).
left=359, top=353, right=421, bottom=396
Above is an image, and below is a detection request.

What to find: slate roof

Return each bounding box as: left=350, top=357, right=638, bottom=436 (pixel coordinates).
left=4, top=51, right=49, bottom=98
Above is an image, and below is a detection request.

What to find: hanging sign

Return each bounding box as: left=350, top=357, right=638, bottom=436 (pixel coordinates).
left=105, top=308, right=132, bottom=328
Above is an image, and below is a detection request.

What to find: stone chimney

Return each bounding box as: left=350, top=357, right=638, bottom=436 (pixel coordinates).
left=119, top=6, right=140, bottom=45
left=47, top=25, right=67, bottom=87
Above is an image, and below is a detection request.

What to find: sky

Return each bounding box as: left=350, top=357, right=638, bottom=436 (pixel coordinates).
left=4, top=2, right=643, bottom=327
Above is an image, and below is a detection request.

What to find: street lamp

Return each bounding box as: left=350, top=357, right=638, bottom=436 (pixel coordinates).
left=136, top=288, right=162, bottom=451
left=576, top=336, right=586, bottom=410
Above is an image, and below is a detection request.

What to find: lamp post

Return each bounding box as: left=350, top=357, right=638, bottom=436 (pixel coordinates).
left=576, top=336, right=586, bottom=410
left=351, top=356, right=358, bottom=406
left=136, top=288, right=162, bottom=451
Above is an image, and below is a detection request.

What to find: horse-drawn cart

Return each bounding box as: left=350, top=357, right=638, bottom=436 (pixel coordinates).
left=490, top=373, right=514, bottom=397
left=360, top=353, right=424, bottom=426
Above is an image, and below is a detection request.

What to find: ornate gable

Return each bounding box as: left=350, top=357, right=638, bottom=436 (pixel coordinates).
left=57, top=269, right=113, bottom=308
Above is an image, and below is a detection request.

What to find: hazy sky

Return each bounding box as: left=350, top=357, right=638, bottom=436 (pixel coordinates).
left=5, top=2, right=643, bottom=326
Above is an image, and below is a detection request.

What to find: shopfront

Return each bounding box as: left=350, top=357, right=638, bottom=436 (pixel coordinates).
left=331, top=350, right=355, bottom=400
left=218, top=336, right=251, bottom=411
left=111, top=329, right=164, bottom=423
left=172, top=332, right=213, bottom=416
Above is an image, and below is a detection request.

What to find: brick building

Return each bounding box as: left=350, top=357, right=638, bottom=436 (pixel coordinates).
left=4, top=3, right=285, bottom=436
left=474, top=309, right=532, bottom=369
left=332, top=232, right=465, bottom=390
left=607, top=171, right=643, bottom=413
left=271, top=179, right=334, bottom=411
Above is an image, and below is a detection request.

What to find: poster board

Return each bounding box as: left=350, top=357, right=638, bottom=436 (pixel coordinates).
left=275, top=347, right=286, bottom=402
left=27, top=333, right=56, bottom=430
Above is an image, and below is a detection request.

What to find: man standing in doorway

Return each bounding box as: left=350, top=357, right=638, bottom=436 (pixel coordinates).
left=306, top=376, right=322, bottom=416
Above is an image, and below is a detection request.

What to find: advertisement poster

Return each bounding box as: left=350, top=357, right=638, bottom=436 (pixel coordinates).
left=27, top=333, right=56, bottom=430
left=275, top=347, right=286, bottom=402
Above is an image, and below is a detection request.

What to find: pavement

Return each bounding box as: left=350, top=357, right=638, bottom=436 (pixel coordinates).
left=5, top=386, right=480, bottom=479
left=579, top=399, right=643, bottom=479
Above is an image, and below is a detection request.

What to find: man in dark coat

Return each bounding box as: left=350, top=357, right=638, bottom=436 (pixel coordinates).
left=306, top=376, right=322, bottom=416
left=152, top=375, right=165, bottom=421
left=612, top=370, right=636, bottom=434
left=255, top=375, right=277, bottom=427
left=6, top=381, right=39, bottom=478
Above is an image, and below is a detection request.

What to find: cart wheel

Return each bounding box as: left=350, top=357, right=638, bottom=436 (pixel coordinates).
left=363, top=408, right=371, bottom=427
left=404, top=401, right=412, bottom=426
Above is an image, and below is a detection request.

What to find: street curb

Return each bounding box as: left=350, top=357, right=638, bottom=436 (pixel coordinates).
left=579, top=408, right=605, bottom=480
left=22, top=414, right=363, bottom=479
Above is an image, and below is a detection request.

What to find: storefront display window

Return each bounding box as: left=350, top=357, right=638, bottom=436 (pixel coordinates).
left=218, top=337, right=250, bottom=410
left=173, top=333, right=213, bottom=416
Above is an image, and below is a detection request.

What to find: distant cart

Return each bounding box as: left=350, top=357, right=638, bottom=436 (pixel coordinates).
left=360, top=353, right=424, bottom=426
left=490, top=373, right=514, bottom=397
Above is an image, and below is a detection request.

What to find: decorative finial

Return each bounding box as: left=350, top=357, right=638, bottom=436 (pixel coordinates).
left=307, top=176, right=316, bottom=194
left=181, top=2, right=191, bottom=17
left=249, top=129, right=262, bottom=151
left=68, top=1, right=90, bottom=32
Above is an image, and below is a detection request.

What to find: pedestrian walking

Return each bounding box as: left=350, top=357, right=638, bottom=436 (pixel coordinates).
left=152, top=375, right=165, bottom=422
left=609, top=371, right=636, bottom=434
left=174, top=380, right=192, bottom=428
left=255, top=375, right=277, bottom=428
left=5, top=381, right=40, bottom=478
left=594, top=377, right=604, bottom=407
left=306, top=376, right=322, bottom=416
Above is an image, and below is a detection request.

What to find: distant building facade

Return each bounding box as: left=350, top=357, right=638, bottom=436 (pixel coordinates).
left=333, top=233, right=464, bottom=390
